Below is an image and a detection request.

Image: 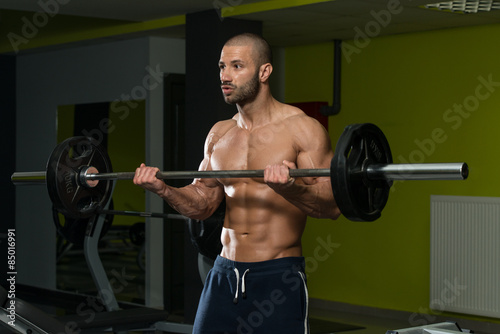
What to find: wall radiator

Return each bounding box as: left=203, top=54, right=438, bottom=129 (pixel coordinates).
left=430, top=195, right=500, bottom=318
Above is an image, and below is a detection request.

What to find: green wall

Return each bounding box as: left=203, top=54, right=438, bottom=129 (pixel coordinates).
left=285, top=23, right=500, bottom=320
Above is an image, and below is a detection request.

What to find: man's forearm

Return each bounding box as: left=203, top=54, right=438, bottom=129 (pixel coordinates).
left=157, top=184, right=218, bottom=220
left=277, top=180, right=341, bottom=219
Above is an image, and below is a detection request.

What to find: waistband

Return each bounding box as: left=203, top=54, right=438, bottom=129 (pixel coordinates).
left=213, top=255, right=305, bottom=276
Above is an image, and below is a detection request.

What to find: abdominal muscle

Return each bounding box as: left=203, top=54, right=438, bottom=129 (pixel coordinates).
left=219, top=180, right=307, bottom=262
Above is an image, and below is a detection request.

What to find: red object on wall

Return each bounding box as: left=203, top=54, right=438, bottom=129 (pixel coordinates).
left=290, top=101, right=329, bottom=131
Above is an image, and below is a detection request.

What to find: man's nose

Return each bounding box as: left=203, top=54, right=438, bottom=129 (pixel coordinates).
left=220, top=70, right=231, bottom=83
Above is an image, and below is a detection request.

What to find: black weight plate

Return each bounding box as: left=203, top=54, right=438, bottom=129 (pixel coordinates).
left=52, top=201, right=114, bottom=247
left=46, top=136, right=113, bottom=219
left=331, top=123, right=393, bottom=221
left=188, top=199, right=225, bottom=260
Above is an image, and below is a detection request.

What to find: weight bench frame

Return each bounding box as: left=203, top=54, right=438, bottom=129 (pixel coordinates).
left=0, top=187, right=193, bottom=334
left=0, top=308, right=50, bottom=334
left=70, top=187, right=194, bottom=333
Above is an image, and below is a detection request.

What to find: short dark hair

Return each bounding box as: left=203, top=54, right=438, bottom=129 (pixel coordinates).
left=224, top=33, right=273, bottom=67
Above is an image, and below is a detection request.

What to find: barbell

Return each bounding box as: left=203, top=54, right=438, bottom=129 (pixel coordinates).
left=11, top=123, right=469, bottom=221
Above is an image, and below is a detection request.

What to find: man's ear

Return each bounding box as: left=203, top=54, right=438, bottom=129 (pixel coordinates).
left=259, top=63, right=273, bottom=82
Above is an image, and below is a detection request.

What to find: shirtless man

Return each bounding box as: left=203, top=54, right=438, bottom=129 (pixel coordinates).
left=134, top=33, right=341, bottom=334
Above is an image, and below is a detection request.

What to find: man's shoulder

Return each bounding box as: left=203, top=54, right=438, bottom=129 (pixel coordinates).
left=281, top=104, right=331, bottom=151
left=211, top=118, right=238, bottom=133
left=204, top=119, right=237, bottom=153
left=205, top=118, right=238, bottom=145
left=282, top=104, right=323, bottom=129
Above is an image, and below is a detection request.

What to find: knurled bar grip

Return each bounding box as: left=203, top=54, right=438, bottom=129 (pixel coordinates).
left=11, top=162, right=469, bottom=185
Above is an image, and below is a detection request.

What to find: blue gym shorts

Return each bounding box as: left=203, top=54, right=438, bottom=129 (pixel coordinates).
left=192, top=255, right=309, bottom=334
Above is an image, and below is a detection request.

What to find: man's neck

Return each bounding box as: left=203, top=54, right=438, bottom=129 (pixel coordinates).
left=236, top=91, right=278, bottom=130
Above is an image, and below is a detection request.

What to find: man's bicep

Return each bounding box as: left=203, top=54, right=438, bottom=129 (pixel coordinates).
left=295, top=119, right=334, bottom=185
left=190, top=154, right=224, bottom=208
left=297, top=119, right=334, bottom=168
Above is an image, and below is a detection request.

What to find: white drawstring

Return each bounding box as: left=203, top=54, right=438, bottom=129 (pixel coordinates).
left=241, top=269, right=250, bottom=299
left=233, top=268, right=240, bottom=304
left=233, top=268, right=250, bottom=304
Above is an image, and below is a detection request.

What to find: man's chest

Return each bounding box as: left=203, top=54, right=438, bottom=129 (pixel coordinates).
left=210, top=125, right=298, bottom=171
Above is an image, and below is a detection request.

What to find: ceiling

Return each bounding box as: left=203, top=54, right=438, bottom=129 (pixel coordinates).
left=1, top=0, right=500, bottom=48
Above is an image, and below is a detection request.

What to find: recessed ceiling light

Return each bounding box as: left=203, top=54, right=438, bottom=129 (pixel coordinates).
left=423, top=0, right=500, bottom=14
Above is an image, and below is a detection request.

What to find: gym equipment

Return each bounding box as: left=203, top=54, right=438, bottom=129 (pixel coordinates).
left=332, top=123, right=392, bottom=221
left=188, top=198, right=225, bottom=260
left=11, top=123, right=469, bottom=221
left=386, top=321, right=470, bottom=333
left=0, top=204, right=193, bottom=334
left=46, top=136, right=114, bottom=219
left=53, top=203, right=114, bottom=247
left=129, top=222, right=146, bottom=246
left=0, top=214, right=193, bottom=334
left=1, top=285, right=68, bottom=334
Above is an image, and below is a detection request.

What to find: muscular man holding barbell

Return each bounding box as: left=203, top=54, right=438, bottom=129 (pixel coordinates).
left=134, top=33, right=341, bottom=334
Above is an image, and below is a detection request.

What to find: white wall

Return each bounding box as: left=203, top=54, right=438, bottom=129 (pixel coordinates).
left=15, top=37, right=185, bottom=307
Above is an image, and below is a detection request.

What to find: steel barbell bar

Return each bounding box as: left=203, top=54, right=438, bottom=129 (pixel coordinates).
left=13, top=162, right=470, bottom=183
left=10, top=123, right=470, bottom=221
left=11, top=162, right=468, bottom=186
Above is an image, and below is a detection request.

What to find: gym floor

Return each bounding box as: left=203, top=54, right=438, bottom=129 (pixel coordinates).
left=46, top=235, right=496, bottom=334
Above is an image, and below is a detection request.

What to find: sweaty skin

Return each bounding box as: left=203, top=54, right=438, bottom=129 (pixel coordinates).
left=134, top=43, right=341, bottom=262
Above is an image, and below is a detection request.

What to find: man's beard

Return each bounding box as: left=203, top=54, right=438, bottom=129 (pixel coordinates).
left=222, top=70, right=260, bottom=105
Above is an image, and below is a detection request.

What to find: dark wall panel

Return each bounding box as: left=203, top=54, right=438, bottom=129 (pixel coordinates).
left=185, top=10, right=262, bottom=170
